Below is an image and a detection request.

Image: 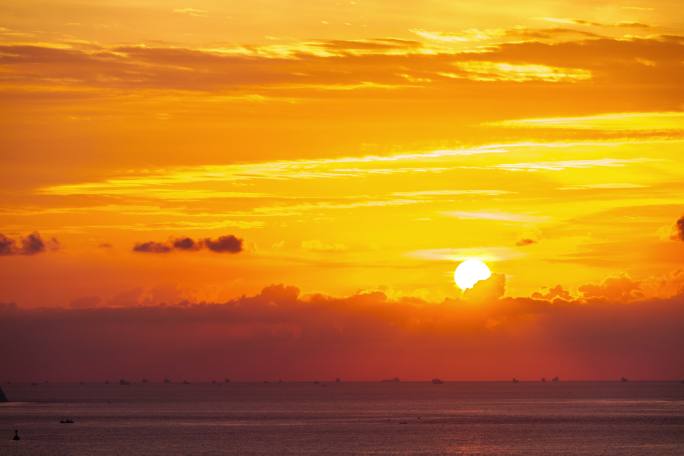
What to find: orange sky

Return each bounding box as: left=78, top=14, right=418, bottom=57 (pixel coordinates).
left=0, top=1, right=683, bottom=380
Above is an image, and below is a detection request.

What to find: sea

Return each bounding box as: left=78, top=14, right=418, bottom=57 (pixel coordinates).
left=1, top=381, right=682, bottom=455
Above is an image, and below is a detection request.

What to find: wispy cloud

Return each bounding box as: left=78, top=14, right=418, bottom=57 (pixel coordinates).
left=494, top=158, right=656, bottom=172
left=173, top=8, right=209, bottom=17
left=39, top=145, right=507, bottom=197
left=408, top=246, right=524, bottom=262
left=489, top=112, right=684, bottom=131
left=444, top=61, right=592, bottom=82
left=443, top=211, right=548, bottom=223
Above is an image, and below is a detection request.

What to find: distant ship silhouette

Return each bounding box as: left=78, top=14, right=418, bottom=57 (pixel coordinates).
left=119, top=379, right=131, bottom=385
left=431, top=378, right=444, bottom=384
left=621, top=377, right=629, bottom=383
left=552, top=376, right=560, bottom=382
left=0, top=386, right=8, bottom=402
left=512, top=378, right=520, bottom=384
left=164, top=378, right=172, bottom=384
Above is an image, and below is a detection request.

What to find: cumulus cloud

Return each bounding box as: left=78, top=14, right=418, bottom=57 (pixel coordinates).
left=204, top=235, right=243, bottom=253
left=531, top=285, right=572, bottom=301
left=0, top=232, right=57, bottom=256
left=133, top=241, right=172, bottom=254
left=1, top=282, right=682, bottom=382
left=133, top=235, right=243, bottom=254
left=0, top=234, right=15, bottom=255
left=172, top=237, right=201, bottom=251
left=579, top=275, right=643, bottom=302
left=463, top=273, right=506, bottom=302
left=675, top=215, right=684, bottom=241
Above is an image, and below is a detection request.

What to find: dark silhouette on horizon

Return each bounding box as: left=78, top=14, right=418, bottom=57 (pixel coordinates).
left=12, top=430, right=20, bottom=441
left=0, top=385, right=8, bottom=402
left=431, top=378, right=444, bottom=384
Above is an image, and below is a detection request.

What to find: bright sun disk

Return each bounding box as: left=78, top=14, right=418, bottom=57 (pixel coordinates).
left=454, top=259, right=491, bottom=290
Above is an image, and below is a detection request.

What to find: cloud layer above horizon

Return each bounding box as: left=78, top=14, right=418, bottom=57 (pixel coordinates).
left=1, top=279, right=682, bottom=382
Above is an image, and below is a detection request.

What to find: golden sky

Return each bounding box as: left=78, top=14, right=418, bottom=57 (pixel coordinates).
left=1, top=0, right=683, bottom=309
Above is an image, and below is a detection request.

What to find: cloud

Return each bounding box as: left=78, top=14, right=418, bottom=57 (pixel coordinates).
left=133, top=241, right=172, bottom=254
left=516, top=238, right=536, bottom=246
left=0, top=232, right=57, bottom=256
left=489, top=112, right=684, bottom=132
left=173, top=8, right=208, bottom=17
left=493, top=158, right=655, bottom=172
left=443, top=210, right=547, bottom=223
left=444, top=61, right=592, bottom=82
left=204, top=235, right=243, bottom=253
left=172, top=237, right=201, bottom=251
left=675, top=215, right=684, bottom=241
left=531, top=285, right=572, bottom=301
left=133, top=235, right=243, bottom=254
left=1, top=281, right=682, bottom=381
left=463, top=273, right=506, bottom=302
left=1, top=35, right=681, bottom=95
left=0, top=234, right=16, bottom=255
left=579, top=276, right=643, bottom=302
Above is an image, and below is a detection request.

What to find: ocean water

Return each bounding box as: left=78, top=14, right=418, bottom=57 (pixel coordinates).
left=1, top=382, right=682, bottom=455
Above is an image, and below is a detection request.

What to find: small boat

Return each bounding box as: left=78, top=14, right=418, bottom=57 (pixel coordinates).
left=164, top=378, right=172, bottom=384
left=541, top=378, right=547, bottom=383
left=12, top=430, right=20, bottom=441
left=224, top=378, right=230, bottom=383
left=552, top=376, right=560, bottom=382
left=512, top=378, right=520, bottom=383
left=335, top=378, right=341, bottom=383
left=621, top=377, right=629, bottom=383
left=431, top=378, right=444, bottom=385
left=119, top=379, right=130, bottom=386
left=59, top=419, right=75, bottom=424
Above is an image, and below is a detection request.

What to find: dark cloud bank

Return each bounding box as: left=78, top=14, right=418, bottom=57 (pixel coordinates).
left=133, top=235, right=242, bottom=254
left=1, top=276, right=682, bottom=382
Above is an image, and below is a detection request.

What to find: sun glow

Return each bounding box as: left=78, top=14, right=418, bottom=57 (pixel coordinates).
left=454, top=259, right=492, bottom=290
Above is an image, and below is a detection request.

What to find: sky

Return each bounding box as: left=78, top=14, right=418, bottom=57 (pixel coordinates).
left=0, top=1, right=683, bottom=381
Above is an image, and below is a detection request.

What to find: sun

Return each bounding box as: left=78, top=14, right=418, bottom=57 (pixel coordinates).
left=454, top=259, right=491, bottom=290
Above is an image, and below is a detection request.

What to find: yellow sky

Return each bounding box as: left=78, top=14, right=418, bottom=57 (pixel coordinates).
left=1, top=0, right=683, bottom=307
